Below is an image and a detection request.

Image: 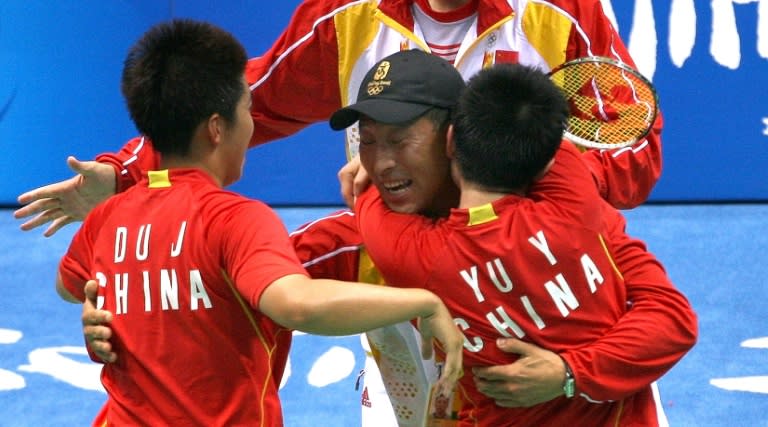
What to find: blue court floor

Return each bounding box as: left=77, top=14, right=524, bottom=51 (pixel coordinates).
left=1, top=204, right=766, bottom=426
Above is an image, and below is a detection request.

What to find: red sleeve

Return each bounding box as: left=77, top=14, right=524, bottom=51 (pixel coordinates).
left=246, top=0, right=348, bottom=146
left=354, top=187, right=443, bottom=288
left=95, top=136, right=161, bottom=193
left=214, top=200, right=309, bottom=309
left=560, top=207, right=698, bottom=400
left=528, top=142, right=603, bottom=230
left=289, top=209, right=362, bottom=282
left=57, top=202, right=110, bottom=302
left=559, top=0, right=663, bottom=208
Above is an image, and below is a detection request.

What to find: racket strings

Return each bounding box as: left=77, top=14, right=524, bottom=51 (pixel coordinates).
left=552, top=61, right=657, bottom=148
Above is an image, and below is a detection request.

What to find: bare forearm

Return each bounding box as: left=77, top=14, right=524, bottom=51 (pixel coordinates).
left=261, top=276, right=441, bottom=335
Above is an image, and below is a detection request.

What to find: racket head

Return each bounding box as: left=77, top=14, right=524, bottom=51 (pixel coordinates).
left=366, top=323, right=461, bottom=426
left=548, top=56, right=659, bottom=150
left=365, top=323, right=438, bottom=427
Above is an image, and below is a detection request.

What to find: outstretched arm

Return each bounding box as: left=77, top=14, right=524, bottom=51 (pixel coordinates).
left=15, top=156, right=116, bottom=236
left=259, top=273, right=464, bottom=397
left=15, top=135, right=160, bottom=236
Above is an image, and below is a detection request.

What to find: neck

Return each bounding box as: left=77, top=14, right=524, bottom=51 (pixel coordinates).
left=459, top=188, right=506, bottom=208
left=427, top=0, right=471, bottom=12
left=422, top=181, right=460, bottom=219
left=458, top=182, right=524, bottom=209
left=160, top=155, right=223, bottom=187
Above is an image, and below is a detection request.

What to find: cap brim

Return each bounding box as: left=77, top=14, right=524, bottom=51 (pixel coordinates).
left=329, top=99, right=433, bottom=131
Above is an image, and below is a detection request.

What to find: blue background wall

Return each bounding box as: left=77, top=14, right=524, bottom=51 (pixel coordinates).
left=1, top=1, right=766, bottom=206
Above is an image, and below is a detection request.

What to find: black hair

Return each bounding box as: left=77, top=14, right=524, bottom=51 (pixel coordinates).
left=121, top=19, right=248, bottom=156
left=452, top=63, right=569, bottom=191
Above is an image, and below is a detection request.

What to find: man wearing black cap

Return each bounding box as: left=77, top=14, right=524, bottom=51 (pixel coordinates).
left=322, top=49, right=695, bottom=425
left=330, top=48, right=464, bottom=130
left=330, top=49, right=466, bottom=217
left=351, top=61, right=697, bottom=426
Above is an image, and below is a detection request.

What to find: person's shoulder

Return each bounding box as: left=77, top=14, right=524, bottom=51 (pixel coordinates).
left=297, top=0, right=373, bottom=15
left=84, top=187, right=134, bottom=222
left=522, top=0, right=606, bottom=18
left=200, top=187, right=272, bottom=217
left=534, top=0, right=604, bottom=8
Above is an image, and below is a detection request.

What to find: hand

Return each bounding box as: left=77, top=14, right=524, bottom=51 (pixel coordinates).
left=82, top=280, right=117, bottom=363
left=337, top=155, right=371, bottom=209
left=473, top=338, right=565, bottom=407
left=418, top=304, right=464, bottom=398
left=14, top=156, right=116, bottom=237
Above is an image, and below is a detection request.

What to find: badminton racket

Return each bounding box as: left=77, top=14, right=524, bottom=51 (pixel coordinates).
left=548, top=56, right=659, bottom=150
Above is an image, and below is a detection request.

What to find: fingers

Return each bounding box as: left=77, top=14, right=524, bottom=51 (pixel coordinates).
left=495, top=337, right=534, bottom=355
left=82, top=279, right=116, bottom=363
left=82, top=304, right=116, bottom=363
left=90, top=340, right=117, bottom=364
left=352, top=166, right=371, bottom=201
left=44, top=216, right=77, bottom=238
left=83, top=323, right=117, bottom=363
left=338, top=159, right=359, bottom=209
left=84, top=280, right=98, bottom=299
left=430, top=311, right=464, bottom=398
left=435, top=351, right=463, bottom=398
left=472, top=364, right=506, bottom=381
left=472, top=338, right=526, bottom=380
left=17, top=208, right=64, bottom=232
left=68, top=156, right=100, bottom=178
left=15, top=177, right=77, bottom=235
left=472, top=370, right=527, bottom=407
left=83, top=323, right=112, bottom=340
left=82, top=303, right=113, bottom=327
left=16, top=180, right=69, bottom=206
left=13, top=197, right=60, bottom=220
left=66, top=156, right=85, bottom=173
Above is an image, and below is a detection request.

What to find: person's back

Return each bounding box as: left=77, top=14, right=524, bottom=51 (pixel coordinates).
left=356, top=64, right=661, bottom=425
left=52, top=20, right=301, bottom=424
left=358, top=144, right=637, bottom=425
left=68, top=169, right=294, bottom=425
left=56, top=19, right=465, bottom=427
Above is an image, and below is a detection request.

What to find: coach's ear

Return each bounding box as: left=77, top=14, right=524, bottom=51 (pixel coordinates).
left=446, top=125, right=464, bottom=186
left=445, top=124, right=456, bottom=160
left=206, top=113, right=224, bottom=148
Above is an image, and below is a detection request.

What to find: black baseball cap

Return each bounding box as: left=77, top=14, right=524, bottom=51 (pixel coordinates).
left=329, top=49, right=466, bottom=130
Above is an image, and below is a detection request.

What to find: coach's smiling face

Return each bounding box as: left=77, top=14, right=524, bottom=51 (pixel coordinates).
left=358, top=115, right=457, bottom=217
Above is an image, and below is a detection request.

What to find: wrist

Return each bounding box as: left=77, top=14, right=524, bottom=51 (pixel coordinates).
left=560, top=357, right=576, bottom=398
